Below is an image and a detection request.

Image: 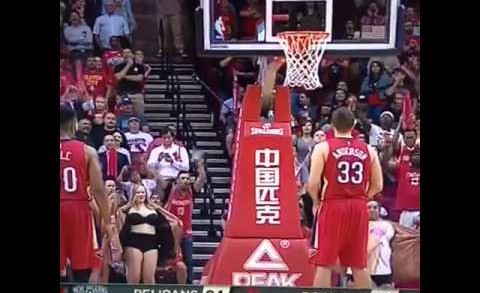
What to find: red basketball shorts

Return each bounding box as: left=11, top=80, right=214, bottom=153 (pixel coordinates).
left=60, top=201, right=100, bottom=271
left=310, top=199, right=369, bottom=269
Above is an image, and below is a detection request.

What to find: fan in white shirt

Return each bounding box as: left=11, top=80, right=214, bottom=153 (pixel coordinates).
left=346, top=200, right=395, bottom=288
left=376, top=111, right=403, bottom=148
left=124, top=117, right=153, bottom=154
left=147, top=127, right=189, bottom=180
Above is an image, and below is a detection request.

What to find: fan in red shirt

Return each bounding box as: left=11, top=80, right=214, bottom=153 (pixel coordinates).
left=60, top=105, right=111, bottom=282
left=307, top=107, right=383, bottom=288
left=384, top=143, right=420, bottom=229
left=83, top=57, right=108, bottom=99
left=60, top=60, right=75, bottom=98
left=396, top=128, right=418, bottom=165
left=101, top=36, right=124, bottom=101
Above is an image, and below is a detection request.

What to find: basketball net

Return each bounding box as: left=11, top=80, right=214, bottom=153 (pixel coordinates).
left=277, top=31, right=330, bottom=90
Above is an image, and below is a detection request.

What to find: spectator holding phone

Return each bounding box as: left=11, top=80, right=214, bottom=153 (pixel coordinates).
left=147, top=127, right=190, bottom=202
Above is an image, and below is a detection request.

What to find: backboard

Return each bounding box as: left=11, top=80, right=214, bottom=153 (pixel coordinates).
left=196, top=0, right=405, bottom=57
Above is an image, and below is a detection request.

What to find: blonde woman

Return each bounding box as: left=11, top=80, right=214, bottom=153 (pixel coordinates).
left=119, top=184, right=161, bottom=283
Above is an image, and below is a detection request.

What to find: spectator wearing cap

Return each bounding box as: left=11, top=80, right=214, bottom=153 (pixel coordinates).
left=93, top=0, right=130, bottom=52
left=90, top=112, right=129, bottom=149
left=116, top=96, right=147, bottom=133
left=360, top=61, right=392, bottom=124
left=98, top=134, right=130, bottom=180
left=114, top=48, right=146, bottom=116
left=124, top=116, right=154, bottom=168
left=377, top=111, right=403, bottom=150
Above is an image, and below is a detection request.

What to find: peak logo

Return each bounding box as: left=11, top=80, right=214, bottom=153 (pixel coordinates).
left=243, top=240, right=288, bottom=271
left=232, top=240, right=302, bottom=287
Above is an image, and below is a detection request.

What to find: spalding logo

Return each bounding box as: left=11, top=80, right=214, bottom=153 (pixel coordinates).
left=250, top=123, right=284, bottom=136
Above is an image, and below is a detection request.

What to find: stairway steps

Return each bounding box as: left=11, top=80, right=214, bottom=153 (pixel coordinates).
left=147, top=89, right=203, bottom=95
left=194, top=198, right=229, bottom=205
left=147, top=74, right=193, bottom=81
left=142, top=62, right=232, bottom=282
left=194, top=131, right=219, bottom=138
left=193, top=208, right=223, bottom=215
left=193, top=219, right=222, bottom=225
left=207, top=158, right=229, bottom=164
left=194, top=202, right=229, bottom=211
left=148, top=79, right=197, bottom=85
left=145, top=83, right=201, bottom=90
left=193, top=241, right=220, bottom=248
left=144, top=103, right=209, bottom=111
left=150, top=63, right=194, bottom=70
left=196, top=141, right=222, bottom=147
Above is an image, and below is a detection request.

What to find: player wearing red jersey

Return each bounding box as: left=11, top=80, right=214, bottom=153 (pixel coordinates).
left=165, top=160, right=207, bottom=284
left=60, top=105, right=111, bottom=282
left=308, top=107, right=383, bottom=288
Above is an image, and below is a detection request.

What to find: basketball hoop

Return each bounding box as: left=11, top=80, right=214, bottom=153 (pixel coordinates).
left=277, top=31, right=330, bottom=90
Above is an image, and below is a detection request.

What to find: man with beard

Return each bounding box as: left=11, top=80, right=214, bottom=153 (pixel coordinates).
left=75, top=118, right=95, bottom=147
left=89, top=112, right=129, bottom=149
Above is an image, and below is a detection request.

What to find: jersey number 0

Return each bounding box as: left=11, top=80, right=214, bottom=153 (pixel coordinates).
left=62, top=167, right=79, bottom=193
left=337, top=161, right=363, bottom=184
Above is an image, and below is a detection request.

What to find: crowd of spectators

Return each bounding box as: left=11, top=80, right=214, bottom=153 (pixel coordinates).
left=60, top=0, right=202, bottom=284
left=60, top=0, right=420, bottom=287
left=205, top=0, right=420, bottom=288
